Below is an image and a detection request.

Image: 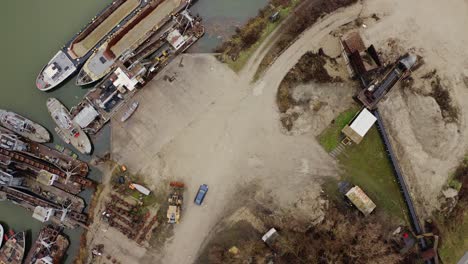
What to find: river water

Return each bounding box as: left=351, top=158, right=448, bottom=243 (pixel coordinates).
left=0, top=0, right=266, bottom=262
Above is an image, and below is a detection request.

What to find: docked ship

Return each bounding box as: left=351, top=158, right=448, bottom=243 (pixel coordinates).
left=0, top=185, right=88, bottom=229
left=23, top=225, right=69, bottom=264
left=36, top=0, right=146, bottom=91
left=77, top=0, right=191, bottom=86
left=0, top=110, right=50, bottom=143
left=0, top=127, right=89, bottom=177
left=69, top=8, right=204, bottom=135
left=47, top=98, right=92, bottom=155
left=0, top=168, right=23, bottom=188
left=0, top=231, right=25, bottom=264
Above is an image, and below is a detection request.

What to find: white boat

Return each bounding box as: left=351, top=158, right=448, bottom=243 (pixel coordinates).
left=47, top=98, right=92, bottom=154
left=131, top=183, right=150, bottom=195
left=0, top=224, right=3, bottom=248
left=120, top=102, right=139, bottom=122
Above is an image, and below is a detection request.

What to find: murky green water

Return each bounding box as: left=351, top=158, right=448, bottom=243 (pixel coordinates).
left=0, top=0, right=266, bottom=262
left=190, top=0, right=269, bottom=52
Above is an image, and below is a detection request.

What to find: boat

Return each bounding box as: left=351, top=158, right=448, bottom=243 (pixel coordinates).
left=23, top=225, right=69, bottom=264
left=77, top=0, right=191, bottom=85
left=0, top=110, right=50, bottom=143
left=46, top=98, right=92, bottom=154
left=0, top=224, right=3, bottom=248
left=130, top=183, right=150, bottom=195
left=36, top=0, right=145, bottom=91
left=0, top=231, right=25, bottom=264
left=0, top=127, right=89, bottom=177
left=120, top=101, right=139, bottom=122
left=35, top=51, right=77, bottom=91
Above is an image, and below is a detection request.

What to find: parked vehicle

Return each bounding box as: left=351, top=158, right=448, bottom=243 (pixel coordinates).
left=194, top=184, right=208, bottom=205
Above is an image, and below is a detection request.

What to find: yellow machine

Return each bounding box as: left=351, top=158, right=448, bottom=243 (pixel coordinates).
left=167, top=182, right=184, bottom=224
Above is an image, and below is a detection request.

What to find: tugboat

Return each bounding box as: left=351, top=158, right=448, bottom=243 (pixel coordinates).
left=0, top=231, right=25, bottom=264
left=46, top=98, right=92, bottom=154
left=0, top=110, right=50, bottom=143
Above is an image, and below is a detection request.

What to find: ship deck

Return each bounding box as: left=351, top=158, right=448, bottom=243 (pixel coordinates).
left=110, top=0, right=184, bottom=58
left=70, top=0, right=140, bottom=58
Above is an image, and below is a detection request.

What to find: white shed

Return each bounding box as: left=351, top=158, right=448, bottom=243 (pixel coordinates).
left=342, top=108, right=377, bottom=144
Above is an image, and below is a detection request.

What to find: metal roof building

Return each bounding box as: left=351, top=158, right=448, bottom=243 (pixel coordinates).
left=342, top=108, right=377, bottom=144
left=73, top=104, right=100, bottom=129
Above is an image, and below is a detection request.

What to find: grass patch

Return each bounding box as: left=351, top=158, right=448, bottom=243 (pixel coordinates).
left=338, top=127, right=408, bottom=221
left=216, top=0, right=300, bottom=72
left=317, top=106, right=359, bottom=152
left=437, top=212, right=468, bottom=264
left=437, top=156, right=468, bottom=263
left=317, top=108, right=408, bottom=221
left=448, top=178, right=462, bottom=192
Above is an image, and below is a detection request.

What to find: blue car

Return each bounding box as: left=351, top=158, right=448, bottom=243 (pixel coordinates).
left=194, top=184, right=209, bottom=205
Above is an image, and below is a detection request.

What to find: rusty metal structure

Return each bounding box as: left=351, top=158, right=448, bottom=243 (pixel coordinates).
left=0, top=186, right=87, bottom=228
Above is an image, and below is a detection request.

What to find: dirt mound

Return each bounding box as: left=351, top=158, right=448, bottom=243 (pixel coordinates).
left=276, top=51, right=354, bottom=134
left=379, top=63, right=464, bottom=213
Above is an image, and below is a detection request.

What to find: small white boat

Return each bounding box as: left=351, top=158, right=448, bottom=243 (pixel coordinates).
left=130, top=183, right=150, bottom=196
left=120, top=102, right=139, bottom=122
left=0, top=224, right=3, bottom=248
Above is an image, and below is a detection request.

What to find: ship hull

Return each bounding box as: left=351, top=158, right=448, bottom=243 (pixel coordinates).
left=37, top=0, right=146, bottom=90
left=0, top=109, right=50, bottom=143
left=78, top=0, right=190, bottom=86
left=46, top=98, right=92, bottom=154
left=36, top=51, right=77, bottom=91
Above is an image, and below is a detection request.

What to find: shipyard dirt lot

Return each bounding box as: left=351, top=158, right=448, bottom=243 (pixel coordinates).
left=87, top=0, right=468, bottom=263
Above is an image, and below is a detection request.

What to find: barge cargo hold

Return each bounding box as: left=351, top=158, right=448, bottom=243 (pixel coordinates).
left=77, top=0, right=190, bottom=85
left=0, top=110, right=50, bottom=143
left=36, top=0, right=146, bottom=91
left=23, top=225, right=69, bottom=264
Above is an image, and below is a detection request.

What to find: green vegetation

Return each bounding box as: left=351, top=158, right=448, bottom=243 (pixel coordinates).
left=438, top=213, right=468, bottom=264
left=110, top=164, right=158, bottom=208
left=216, top=0, right=300, bottom=72
left=317, top=107, right=359, bottom=152
left=254, top=0, right=358, bottom=79
left=338, top=127, right=408, bottom=221
left=318, top=108, right=408, bottom=221
left=448, top=177, right=462, bottom=191
left=437, top=156, right=468, bottom=263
